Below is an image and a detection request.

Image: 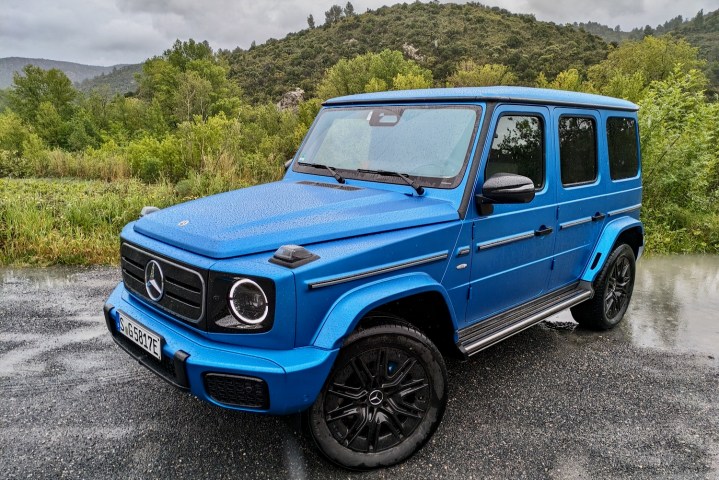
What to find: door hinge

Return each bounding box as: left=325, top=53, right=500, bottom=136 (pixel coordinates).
left=551, top=258, right=555, bottom=270
left=467, top=285, right=472, bottom=300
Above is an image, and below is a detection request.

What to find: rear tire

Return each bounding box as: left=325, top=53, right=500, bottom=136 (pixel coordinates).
left=307, top=322, right=447, bottom=470
left=571, top=243, right=636, bottom=330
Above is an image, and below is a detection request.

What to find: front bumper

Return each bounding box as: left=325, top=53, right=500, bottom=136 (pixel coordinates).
left=104, top=283, right=338, bottom=415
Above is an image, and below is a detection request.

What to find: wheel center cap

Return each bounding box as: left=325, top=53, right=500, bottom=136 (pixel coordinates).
left=368, top=389, right=383, bottom=406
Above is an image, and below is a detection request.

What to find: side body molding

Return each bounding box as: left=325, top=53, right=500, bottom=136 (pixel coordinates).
left=581, top=216, right=644, bottom=283
left=312, top=272, right=458, bottom=350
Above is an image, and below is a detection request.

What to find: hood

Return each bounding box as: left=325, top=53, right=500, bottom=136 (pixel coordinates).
left=133, top=181, right=459, bottom=259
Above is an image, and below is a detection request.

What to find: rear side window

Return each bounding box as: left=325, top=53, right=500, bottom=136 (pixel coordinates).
left=486, top=115, right=544, bottom=188
left=559, top=116, right=598, bottom=186
left=607, top=117, right=639, bottom=180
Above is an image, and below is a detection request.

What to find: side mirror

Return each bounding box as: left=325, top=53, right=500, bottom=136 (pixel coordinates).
left=477, top=173, right=535, bottom=205
left=284, top=159, right=293, bottom=171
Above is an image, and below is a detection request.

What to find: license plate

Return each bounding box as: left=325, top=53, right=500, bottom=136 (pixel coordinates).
left=118, top=313, right=162, bottom=360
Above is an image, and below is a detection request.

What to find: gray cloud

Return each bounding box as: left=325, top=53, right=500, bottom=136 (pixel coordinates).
left=1, top=0, right=717, bottom=66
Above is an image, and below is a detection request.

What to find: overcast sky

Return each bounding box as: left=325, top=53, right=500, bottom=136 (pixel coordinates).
left=1, top=0, right=718, bottom=66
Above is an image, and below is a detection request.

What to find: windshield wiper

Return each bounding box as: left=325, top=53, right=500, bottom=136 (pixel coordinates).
left=356, top=169, right=425, bottom=195
left=298, top=162, right=345, bottom=184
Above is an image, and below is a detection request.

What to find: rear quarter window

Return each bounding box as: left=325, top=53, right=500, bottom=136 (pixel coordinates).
left=559, top=116, right=598, bottom=186
left=607, top=117, right=639, bottom=180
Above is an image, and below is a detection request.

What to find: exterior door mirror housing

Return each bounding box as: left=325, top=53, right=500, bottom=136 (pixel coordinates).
left=284, top=159, right=293, bottom=171
left=477, top=173, right=536, bottom=205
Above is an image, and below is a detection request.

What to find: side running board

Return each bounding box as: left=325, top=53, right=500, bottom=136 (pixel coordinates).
left=457, top=282, right=593, bottom=357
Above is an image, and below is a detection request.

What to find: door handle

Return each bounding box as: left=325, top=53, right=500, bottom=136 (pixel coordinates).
left=534, top=226, right=553, bottom=237
left=592, top=212, right=606, bottom=222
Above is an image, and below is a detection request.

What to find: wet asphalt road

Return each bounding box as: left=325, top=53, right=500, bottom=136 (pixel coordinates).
left=1, top=256, right=718, bottom=479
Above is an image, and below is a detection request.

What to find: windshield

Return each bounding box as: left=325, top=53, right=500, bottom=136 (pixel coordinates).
left=293, top=105, right=480, bottom=189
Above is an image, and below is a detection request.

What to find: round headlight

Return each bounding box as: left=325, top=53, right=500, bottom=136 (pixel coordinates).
left=228, top=279, right=268, bottom=325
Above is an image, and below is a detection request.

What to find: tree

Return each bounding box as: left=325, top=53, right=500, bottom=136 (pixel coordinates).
left=164, top=39, right=213, bottom=71
left=307, top=14, right=315, bottom=29
left=316, top=50, right=432, bottom=99
left=446, top=61, right=517, bottom=87
left=344, top=2, right=355, bottom=16
left=588, top=36, right=704, bottom=90
left=325, top=5, right=344, bottom=25
left=174, top=71, right=212, bottom=122
left=8, top=65, right=76, bottom=123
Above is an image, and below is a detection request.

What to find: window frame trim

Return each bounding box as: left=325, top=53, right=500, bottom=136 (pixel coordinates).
left=484, top=112, right=547, bottom=191
left=557, top=113, right=600, bottom=188
left=606, top=115, right=640, bottom=182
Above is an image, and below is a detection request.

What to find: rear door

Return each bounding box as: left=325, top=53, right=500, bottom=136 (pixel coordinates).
left=465, top=105, right=556, bottom=324
left=548, top=108, right=606, bottom=290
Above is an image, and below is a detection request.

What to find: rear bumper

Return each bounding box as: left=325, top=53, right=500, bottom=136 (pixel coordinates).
left=104, top=283, right=338, bottom=415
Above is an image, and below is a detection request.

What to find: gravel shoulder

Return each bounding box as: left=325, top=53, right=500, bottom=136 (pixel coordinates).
left=1, top=258, right=717, bottom=479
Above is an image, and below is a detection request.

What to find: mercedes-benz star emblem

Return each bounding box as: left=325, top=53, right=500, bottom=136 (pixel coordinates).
left=368, top=390, right=384, bottom=406
left=144, top=260, right=165, bottom=301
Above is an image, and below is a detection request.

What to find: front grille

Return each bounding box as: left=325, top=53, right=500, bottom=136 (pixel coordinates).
left=204, top=373, right=269, bottom=409
left=121, top=242, right=205, bottom=324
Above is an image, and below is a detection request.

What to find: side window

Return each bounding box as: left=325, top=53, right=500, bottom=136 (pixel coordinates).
left=486, top=115, right=544, bottom=189
left=559, top=116, right=597, bottom=186
left=607, top=117, right=639, bottom=180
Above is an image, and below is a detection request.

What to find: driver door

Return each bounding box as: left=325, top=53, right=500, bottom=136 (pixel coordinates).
left=465, top=105, right=556, bottom=324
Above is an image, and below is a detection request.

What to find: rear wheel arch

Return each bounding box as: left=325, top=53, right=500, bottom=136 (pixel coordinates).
left=612, top=225, right=644, bottom=259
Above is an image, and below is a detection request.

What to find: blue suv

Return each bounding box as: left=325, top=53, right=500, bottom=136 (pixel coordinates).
left=104, top=87, right=643, bottom=469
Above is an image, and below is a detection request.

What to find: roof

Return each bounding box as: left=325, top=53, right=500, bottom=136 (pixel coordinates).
left=323, top=86, right=639, bottom=112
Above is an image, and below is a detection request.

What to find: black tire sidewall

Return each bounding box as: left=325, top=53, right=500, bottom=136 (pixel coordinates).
left=308, top=324, right=447, bottom=470
left=597, top=244, right=636, bottom=328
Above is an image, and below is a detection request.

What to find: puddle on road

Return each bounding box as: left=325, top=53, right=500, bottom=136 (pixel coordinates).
left=546, top=255, right=719, bottom=355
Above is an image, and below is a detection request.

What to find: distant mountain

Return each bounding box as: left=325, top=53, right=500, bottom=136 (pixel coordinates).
left=0, top=57, right=116, bottom=88
left=77, top=64, right=142, bottom=95
left=0, top=57, right=140, bottom=95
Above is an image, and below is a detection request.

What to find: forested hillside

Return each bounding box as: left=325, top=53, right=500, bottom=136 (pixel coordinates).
left=574, top=9, right=719, bottom=83
left=77, top=64, right=141, bottom=95
left=225, top=2, right=608, bottom=102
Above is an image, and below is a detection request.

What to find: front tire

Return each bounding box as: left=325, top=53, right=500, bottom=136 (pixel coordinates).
left=308, top=322, right=447, bottom=470
left=571, top=243, right=636, bottom=330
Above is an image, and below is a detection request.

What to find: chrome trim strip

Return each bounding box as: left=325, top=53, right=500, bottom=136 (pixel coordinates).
left=308, top=253, right=449, bottom=289
left=559, top=217, right=592, bottom=230
left=123, top=242, right=206, bottom=322
left=608, top=204, right=641, bottom=217
left=464, top=289, right=593, bottom=356
left=477, top=231, right=535, bottom=251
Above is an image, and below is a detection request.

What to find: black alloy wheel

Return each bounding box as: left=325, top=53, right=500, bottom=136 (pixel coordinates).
left=605, top=254, right=632, bottom=320
left=571, top=243, right=636, bottom=330
left=308, top=322, right=447, bottom=469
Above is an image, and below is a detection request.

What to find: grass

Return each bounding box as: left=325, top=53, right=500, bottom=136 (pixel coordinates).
left=1, top=176, right=717, bottom=266
left=0, top=178, right=181, bottom=266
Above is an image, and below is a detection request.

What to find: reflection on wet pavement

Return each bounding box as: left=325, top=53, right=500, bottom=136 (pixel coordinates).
left=1, top=259, right=717, bottom=479
left=547, top=255, right=719, bottom=355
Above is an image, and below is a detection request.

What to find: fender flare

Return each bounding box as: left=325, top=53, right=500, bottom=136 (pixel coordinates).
left=581, top=216, right=644, bottom=283
left=311, top=272, right=458, bottom=350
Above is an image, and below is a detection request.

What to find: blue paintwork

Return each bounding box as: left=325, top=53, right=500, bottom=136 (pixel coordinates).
left=466, top=104, right=556, bottom=322
left=548, top=107, right=605, bottom=291
left=312, top=272, right=457, bottom=349
left=581, top=216, right=644, bottom=282
left=105, top=285, right=337, bottom=414
left=104, top=87, right=643, bottom=415
left=324, top=86, right=639, bottom=112
left=133, top=180, right=459, bottom=259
